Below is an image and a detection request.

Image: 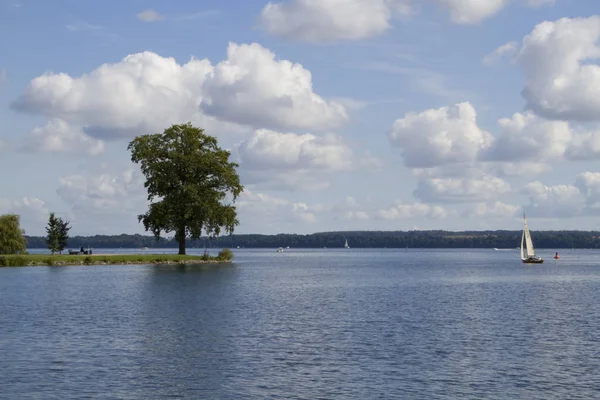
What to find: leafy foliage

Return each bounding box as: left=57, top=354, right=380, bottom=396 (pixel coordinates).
left=0, top=214, right=27, bottom=255
left=46, top=212, right=71, bottom=254
left=217, top=248, right=233, bottom=261
left=46, top=212, right=60, bottom=254
left=128, top=123, right=244, bottom=254
left=58, top=218, right=71, bottom=253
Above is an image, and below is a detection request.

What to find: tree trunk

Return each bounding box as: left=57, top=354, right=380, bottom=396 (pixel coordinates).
left=177, top=227, right=186, bottom=255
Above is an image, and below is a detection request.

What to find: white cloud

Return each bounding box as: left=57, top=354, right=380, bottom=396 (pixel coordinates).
left=259, top=0, right=554, bottom=42
left=237, top=129, right=353, bottom=171
left=202, top=42, right=347, bottom=131
left=235, top=129, right=354, bottom=190
left=482, top=41, right=518, bottom=65
left=0, top=197, right=50, bottom=235
left=13, top=42, right=346, bottom=142
left=137, top=9, right=164, bottom=22
left=574, top=172, right=600, bottom=206
left=22, top=118, right=104, bottom=155
left=415, top=175, right=511, bottom=203
left=236, top=190, right=321, bottom=233
left=435, top=0, right=509, bottom=25
left=565, top=129, right=600, bottom=161
left=483, top=111, right=572, bottom=163
left=389, top=102, right=492, bottom=168
left=486, top=161, right=551, bottom=177
left=522, top=181, right=585, bottom=218
left=512, top=16, right=600, bottom=121
left=377, top=201, right=447, bottom=220
left=259, top=0, right=396, bottom=42
left=136, top=9, right=218, bottom=22
left=466, top=201, right=519, bottom=217
left=56, top=167, right=147, bottom=234
left=521, top=173, right=600, bottom=218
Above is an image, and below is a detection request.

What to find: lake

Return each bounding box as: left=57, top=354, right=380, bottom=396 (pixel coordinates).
left=1, top=248, right=600, bottom=399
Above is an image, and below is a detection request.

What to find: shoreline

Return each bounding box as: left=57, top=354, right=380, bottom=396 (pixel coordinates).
left=0, top=253, right=232, bottom=267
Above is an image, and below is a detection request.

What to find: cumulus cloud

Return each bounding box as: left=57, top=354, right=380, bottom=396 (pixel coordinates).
left=237, top=129, right=353, bottom=171
left=259, top=0, right=555, bottom=42
left=435, top=0, right=509, bottom=25
left=482, top=111, right=572, bottom=163
left=0, top=197, right=50, bottom=235
left=22, top=118, right=104, bottom=155
left=259, top=0, right=398, bottom=42
left=236, top=190, right=322, bottom=233
left=510, top=16, right=600, bottom=121
left=522, top=181, right=585, bottom=218
left=56, top=167, right=147, bottom=234
left=235, top=128, right=380, bottom=191
left=564, top=130, right=600, bottom=160
left=389, top=102, right=492, bottom=169
left=415, top=175, right=511, bottom=203
left=466, top=201, right=520, bottom=218
left=13, top=42, right=346, bottom=148
left=202, top=43, right=347, bottom=131
left=482, top=41, right=518, bottom=65
left=377, top=201, right=447, bottom=220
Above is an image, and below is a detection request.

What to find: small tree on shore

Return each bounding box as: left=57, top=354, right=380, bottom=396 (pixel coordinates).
left=58, top=218, right=70, bottom=254
left=46, top=213, right=71, bottom=254
left=128, top=123, right=243, bottom=255
left=46, top=213, right=60, bottom=254
left=0, top=214, right=27, bottom=254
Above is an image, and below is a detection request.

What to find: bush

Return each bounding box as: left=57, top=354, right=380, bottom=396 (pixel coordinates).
left=201, top=250, right=211, bottom=261
left=83, top=256, right=93, bottom=265
left=217, top=248, right=233, bottom=261
left=5, top=255, right=28, bottom=266
left=45, top=258, right=55, bottom=267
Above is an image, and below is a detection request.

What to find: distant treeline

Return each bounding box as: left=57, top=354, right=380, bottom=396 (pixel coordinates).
left=24, top=230, right=600, bottom=249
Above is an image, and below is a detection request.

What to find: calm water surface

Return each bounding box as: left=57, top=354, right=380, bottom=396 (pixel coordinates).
left=1, top=248, right=600, bottom=399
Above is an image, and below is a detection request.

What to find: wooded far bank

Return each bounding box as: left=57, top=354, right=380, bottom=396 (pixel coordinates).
left=22, top=230, right=600, bottom=249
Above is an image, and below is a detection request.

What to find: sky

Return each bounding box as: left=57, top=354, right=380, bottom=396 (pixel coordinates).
left=1, top=0, right=600, bottom=236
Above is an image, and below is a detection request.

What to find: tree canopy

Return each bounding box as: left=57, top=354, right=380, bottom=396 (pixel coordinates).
left=46, top=212, right=71, bottom=254
left=0, top=214, right=27, bottom=254
left=128, top=123, right=244, bottom=254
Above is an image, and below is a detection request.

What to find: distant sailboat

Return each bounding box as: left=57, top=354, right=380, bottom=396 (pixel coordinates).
left=344, top=239, right=350, bottom=249
left=521, top=215, right=543, bottom=264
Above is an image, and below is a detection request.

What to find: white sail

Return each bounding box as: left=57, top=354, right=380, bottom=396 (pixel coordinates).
left=344, top=239, right=349, bottom=248
left=523, top=219, right=536, bottom=257
left=520, top=230, right=525, bottom=260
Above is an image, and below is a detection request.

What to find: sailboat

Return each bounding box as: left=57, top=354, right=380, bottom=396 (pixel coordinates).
left=521, top=215, right=543, bottom=264
left=344, top=239, right=350, bottom=249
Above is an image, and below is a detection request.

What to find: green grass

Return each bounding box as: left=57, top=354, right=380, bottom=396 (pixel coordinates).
left=0, top=250, right=234, bottom=267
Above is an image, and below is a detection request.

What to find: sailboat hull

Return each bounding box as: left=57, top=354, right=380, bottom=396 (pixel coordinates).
left=522, top=258, right=544, bottom=264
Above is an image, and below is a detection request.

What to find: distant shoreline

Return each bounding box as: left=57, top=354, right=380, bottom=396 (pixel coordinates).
left=22, top=230, right=598, bottom=250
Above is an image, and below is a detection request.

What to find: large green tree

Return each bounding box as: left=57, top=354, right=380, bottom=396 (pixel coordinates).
left=128, top=123, right=244, bottom=255
left=0, top=214, right=27, bottom=254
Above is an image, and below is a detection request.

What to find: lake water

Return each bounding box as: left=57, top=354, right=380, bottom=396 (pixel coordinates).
left=1, top=248, right=600, bottom=399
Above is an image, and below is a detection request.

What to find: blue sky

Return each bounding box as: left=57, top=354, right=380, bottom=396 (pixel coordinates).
left=1, top=0, right=600, bottom=236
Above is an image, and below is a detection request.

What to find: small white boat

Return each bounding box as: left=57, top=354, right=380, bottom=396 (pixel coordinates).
left=344, top=239, right=350, bottom=249
left=276, top=247, right=284, bottom=253
left=521, top=215, right=543, bottom=264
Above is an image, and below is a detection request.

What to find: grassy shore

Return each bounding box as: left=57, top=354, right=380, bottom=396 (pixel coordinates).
left=0, top=250, right=233, bottom=267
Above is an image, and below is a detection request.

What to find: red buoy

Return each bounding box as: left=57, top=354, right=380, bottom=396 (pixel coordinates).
left=554, top=252, right=560, bottom=259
